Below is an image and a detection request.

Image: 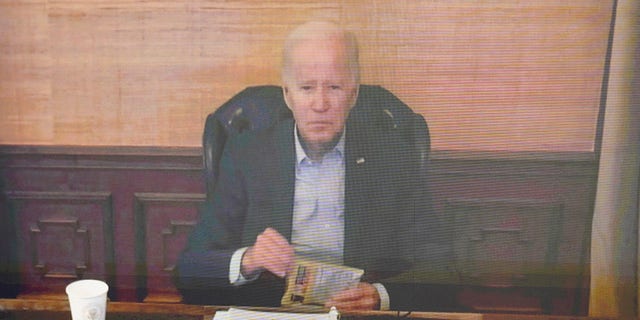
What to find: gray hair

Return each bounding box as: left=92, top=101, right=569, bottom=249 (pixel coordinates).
left=281, top=21, right=360, bottom=85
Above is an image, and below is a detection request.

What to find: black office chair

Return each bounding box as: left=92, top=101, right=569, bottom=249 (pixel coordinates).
left=202, top=84, right=430, bottom=201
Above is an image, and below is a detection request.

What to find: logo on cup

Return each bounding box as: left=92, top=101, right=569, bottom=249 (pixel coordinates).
left=83, top=305, right=103, bottom=320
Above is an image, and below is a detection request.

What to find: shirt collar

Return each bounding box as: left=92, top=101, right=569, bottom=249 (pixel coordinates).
left=294, top=126, right=345, bottom=165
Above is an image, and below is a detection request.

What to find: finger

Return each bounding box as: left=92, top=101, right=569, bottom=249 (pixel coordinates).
left=326, top=295, right=377, bottom=310
left=326, top=284, right=379, bottom=310
left=328, top=287, right=364, bottom=302
left=255, top=245, right=288, bottom=274
left=257, top=228, right=293, bottom=255
left=255, top=229, right=294, bottom=277
left=260, top=247, right=292, bottom=277
left=262, top=228, right=292, bottom=249
left=261, top=234, right=293, bottom=262
left=326, top=297, right=376, bottom=310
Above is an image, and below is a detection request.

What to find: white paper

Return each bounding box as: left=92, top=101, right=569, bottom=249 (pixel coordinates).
left=213, top=307, right=339, bottom=320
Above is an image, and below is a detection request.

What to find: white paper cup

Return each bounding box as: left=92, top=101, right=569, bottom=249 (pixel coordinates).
left=65, top=279, right=109, bottom=320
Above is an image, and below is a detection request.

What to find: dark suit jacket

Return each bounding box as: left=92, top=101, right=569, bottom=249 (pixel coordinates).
left=176, top=94, right=455, bottom=311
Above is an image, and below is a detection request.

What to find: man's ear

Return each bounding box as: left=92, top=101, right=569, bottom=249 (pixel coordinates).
left=282, top=86, right=293, bottom=111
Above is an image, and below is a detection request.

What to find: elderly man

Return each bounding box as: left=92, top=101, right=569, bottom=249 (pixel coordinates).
left=177, top=21, right=451, bottom=311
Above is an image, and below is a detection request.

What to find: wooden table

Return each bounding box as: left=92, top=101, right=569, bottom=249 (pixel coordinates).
left=0, top=299, right=609, bottom=320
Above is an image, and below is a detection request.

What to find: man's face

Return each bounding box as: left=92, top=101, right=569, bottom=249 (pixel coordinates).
left=283, top=37, right=359, bottom=151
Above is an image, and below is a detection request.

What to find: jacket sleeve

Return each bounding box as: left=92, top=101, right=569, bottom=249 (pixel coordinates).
left=175, top=142, right=248, bottom=294
left=176, top=126, right=291, bottom=307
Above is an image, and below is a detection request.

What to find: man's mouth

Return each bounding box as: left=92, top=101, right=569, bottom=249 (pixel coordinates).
left=308, top=121, right=332, bottom=128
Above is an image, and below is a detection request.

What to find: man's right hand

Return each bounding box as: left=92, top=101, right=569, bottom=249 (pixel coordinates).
left=241, top=227, right=294, bottom=278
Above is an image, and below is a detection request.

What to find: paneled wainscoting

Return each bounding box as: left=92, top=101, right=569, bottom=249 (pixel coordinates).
left=0, top=146, right=597, bottom=315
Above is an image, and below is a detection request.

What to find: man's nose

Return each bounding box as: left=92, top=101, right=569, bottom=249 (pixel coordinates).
left=310, top=88, right=330, bottom=112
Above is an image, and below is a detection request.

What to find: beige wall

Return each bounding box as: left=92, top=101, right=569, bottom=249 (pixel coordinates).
left=0, top=1, right=613, bottom=151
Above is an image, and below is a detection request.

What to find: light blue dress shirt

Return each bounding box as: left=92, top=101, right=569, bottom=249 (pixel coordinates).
left=291, top=128, right=345, bottom=265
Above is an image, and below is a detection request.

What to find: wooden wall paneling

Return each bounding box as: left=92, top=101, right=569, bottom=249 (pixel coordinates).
left=446, top=197, right=563, bottom=314
left=0, top=145, right=598, bottom=314
left=133, top=192, right=205, bottom=303
left=0, top=145, right=206, bottom=301
left=428, top=151, right=597, bottom=315
left=6, top=190, right=115, bottom=300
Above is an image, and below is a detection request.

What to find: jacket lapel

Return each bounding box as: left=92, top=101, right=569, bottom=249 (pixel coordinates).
left=343, top=115, right=375, bottom=267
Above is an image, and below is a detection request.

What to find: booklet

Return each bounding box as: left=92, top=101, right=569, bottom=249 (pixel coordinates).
left=280, top=257, right=364, bottom=307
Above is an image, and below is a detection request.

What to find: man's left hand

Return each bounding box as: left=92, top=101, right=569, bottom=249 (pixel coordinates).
left=325, top=282, right=380, bottom=310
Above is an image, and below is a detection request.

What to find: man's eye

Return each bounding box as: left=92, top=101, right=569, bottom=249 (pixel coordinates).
left=301, top=86, right=312, bottom=91
left=329, top=85, right=341, bottom=90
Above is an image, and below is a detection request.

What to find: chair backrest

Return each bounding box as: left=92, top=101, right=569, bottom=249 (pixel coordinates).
left=202, top=85, right=430, bottom=200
